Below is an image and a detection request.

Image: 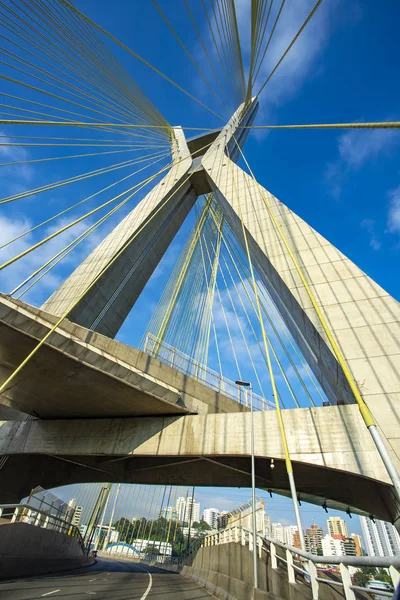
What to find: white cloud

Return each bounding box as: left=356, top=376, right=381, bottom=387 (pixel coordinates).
left=387, top=185, right=400, bottom=234
left=326, top=124, right=399, bottom=198
left=235, top=0, right=337, bottom=112
left=337, top=128, right=398, bottom=170
left=0, top=130, right=34, bottom=184
left=0, top=212, right=112, bottom=305
left=360, top=218, right=381, bottom=251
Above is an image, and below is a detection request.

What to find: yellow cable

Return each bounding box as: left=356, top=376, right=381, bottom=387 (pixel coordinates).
left=0, top=149, right=170, bottom=251
left=13, top=157, right=172, bottom=297
left=0, top=146, right=165, bottom=169
left=1, top=0, right=167, bottom=136
left=235, top=140, right=375, bottom=428
left=0, top=139, right=212, bottom=396
left=227, top=153, right=294, bottom=472
left=0, top=151, right=165, bottom=205
left=256, top=0, right=323, bottom=98
left=0, top=151, right=172, bottom=271
left=58, top=0, right=224, bottom=122
left=151, top=0, right=228, bottom=116
left=2, top=119, right=399, bottom=130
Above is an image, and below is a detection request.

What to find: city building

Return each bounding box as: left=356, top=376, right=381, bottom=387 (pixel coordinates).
left=321, top=534, right=356, bottom=557
left=292, top=530, right=302, bottom=549
left=341, top=536, right=357, bottom=556
left=271, top=523, right=284, bottom=544
left=284, top=525, right=299, bottom=547
left=176, top=496, right=200, bottom=525
left=360, top=516, right=400, bottom=557
left=72, top=505, right=83, bottom=527
left=351, top=533, right=363, bottom=556
left=264, top=514, right=271, bottom=537
left=327, top=517, right=348, bottom=538
left=202, top=508, right=220, bottom=529
left=218, top=511, right=229, bottom=530
left=159, top=506, right=178, bottom=521
left=66, top=498, right=83, bottom=527
left=305, top=524, right=323, bottom=555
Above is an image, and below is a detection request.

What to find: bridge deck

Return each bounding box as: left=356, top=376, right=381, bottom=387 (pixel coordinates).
left=0, top=294, right=248, bottom=419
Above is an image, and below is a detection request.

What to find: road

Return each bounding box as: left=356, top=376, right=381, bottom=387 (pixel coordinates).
left=0, top=556, right=215, bottom=599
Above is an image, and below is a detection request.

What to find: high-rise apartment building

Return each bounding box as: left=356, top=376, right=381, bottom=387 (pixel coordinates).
left=202, top=508, right=220, bottom=529
left=271, top=523, right=284, bottom=544
left=176, top=496, right=200, bottom=525
left=360, top=516, right=400, bottom=557
left=159, top=506, right=178, bottom=520
left=284, top=525, right=299, bottom=547
left=264, top=514, right=272, bottom=537
left=321, top=534, right=356, bottom=557
left=305, top=524, right=323, bottom=555
left=351, top=533, right=363, bottom=556
left=72, top=505, right=83, bottom=527
left=67, top=498, right=83, bottom=527
left=327, top=517, right=348, bottom=538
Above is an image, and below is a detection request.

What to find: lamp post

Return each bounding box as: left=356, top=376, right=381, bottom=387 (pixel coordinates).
left=236, top=380, right=257, bottom=590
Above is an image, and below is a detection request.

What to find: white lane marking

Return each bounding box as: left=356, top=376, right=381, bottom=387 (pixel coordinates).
left=135, top=566, right=153, bottom=600
left=41, top=591, right=61, bottom=598
left=89, top=579, right=97, bottom=582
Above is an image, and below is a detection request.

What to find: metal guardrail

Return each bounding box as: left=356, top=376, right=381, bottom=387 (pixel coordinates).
left=163, top=524, right=400, bottom=600
left=0, top=503, right=86, bottom=553
left=144, top=333, right=275, bottom=411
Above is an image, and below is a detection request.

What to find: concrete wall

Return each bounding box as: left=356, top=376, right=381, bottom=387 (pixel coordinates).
left=0, top=522, right=92, bottom=579
left=164, top=542, right=350, bottom=600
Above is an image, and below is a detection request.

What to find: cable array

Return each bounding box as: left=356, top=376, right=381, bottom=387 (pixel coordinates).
left=141, top=194, right=328, bottom=412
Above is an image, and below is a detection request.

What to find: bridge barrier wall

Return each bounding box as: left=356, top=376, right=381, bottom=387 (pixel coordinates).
left=160, top=542, right=362, bottom=600
left=0, top=522, right=93, bottom=579
left=181, top=542, right=312, bottom=600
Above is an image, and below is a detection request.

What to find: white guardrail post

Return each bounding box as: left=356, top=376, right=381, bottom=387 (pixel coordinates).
left=270, top=542, right=278, bottom=570
left=340, top=563, right=356, bottom=600
left=307, top=560, right=319, bottom=600
left=390, top=565, right=400, bottom=589
left=286, top=549, right=296, bottom=584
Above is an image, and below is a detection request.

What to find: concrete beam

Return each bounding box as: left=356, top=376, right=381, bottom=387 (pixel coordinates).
left=1, top=405, right=399, bottom=522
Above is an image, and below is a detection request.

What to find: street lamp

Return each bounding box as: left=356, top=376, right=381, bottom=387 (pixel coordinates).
left=235, top=380, right=257, bottom=590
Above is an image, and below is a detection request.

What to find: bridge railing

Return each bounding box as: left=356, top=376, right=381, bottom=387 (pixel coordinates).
left=144, top=333, right=275, bottom=411
left=0, top=503, right=86, bottom=553
left=169, top=524, right=400, bottom=600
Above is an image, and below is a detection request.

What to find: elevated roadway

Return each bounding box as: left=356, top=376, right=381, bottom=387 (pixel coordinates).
left=0, top=556, right=213, bottom=599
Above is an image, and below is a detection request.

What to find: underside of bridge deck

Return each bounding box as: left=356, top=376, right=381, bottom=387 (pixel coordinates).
left=1, top=409, right=399, bottom=527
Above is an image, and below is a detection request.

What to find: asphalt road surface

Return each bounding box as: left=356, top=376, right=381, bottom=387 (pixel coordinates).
left=0, top=557, right=215, bottom=600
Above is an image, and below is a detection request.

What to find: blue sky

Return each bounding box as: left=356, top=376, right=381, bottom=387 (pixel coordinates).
left=1, top=0, right=400, bottom=540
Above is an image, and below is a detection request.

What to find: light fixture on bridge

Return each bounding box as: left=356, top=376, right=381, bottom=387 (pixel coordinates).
left=235, top=379, right=257, bottom=590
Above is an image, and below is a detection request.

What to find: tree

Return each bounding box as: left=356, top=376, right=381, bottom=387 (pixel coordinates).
left=113, top=517, right=135, bottom=543
left=192, top=520, right=211, bottom=532
left=353, top=567, right=392, bottom=588
left=144, top=544, right=160, bottom=555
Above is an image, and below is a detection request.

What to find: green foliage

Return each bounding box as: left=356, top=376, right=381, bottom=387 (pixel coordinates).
left=353, top=567, right=392, bottom=588
left=113, top=515, right=188, bottom=557
left=192, top=520, right=211, bottom=531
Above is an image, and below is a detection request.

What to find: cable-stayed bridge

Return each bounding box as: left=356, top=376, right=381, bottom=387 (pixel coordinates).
left=0, top=1, right=399, bottom=597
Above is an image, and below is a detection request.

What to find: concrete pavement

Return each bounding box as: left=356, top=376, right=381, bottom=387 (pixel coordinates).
left=0, top=556, right=214, bottom=599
